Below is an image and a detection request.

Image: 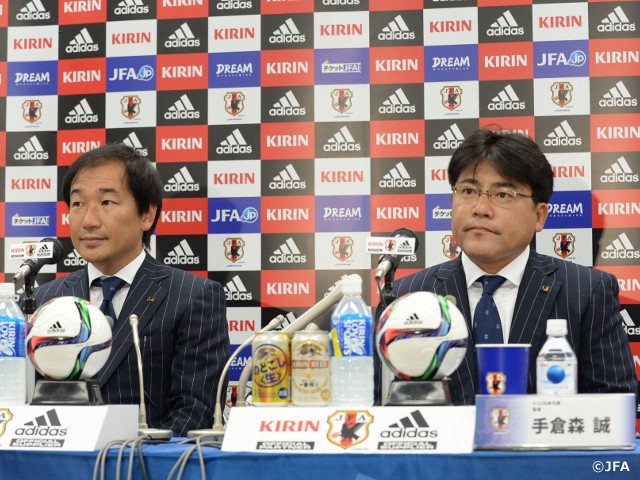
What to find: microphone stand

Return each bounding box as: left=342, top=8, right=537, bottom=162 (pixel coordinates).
left=378, top=267, right=397, bottom=310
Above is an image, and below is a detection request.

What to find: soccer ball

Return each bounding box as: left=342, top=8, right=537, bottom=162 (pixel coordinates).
left=26, top=296, right=113, bottom=380
left=376, top=291, right=468, bottom=380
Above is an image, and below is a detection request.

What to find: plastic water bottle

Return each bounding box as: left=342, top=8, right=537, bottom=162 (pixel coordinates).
left=330, top=275, right=374, bottom=406
left=0, top=283, right=27, bottom=405
left=536, top=319, right=577, bottom=395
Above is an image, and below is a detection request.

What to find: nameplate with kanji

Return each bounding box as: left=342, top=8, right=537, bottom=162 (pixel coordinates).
left=474, top=394, right=636, bottom=450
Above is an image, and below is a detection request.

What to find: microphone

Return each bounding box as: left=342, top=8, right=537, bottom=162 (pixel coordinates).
left=129, top=314, right=172, bottom=440
left=13, top=237, right=64, bottom=283
left=187, top=314, right=287, bottom=442
left=374, top=228, right=420, bottom=280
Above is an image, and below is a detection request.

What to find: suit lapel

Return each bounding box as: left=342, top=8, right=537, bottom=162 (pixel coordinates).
left=508, top=251, right=561, bottom=351
left=96, top=255, right=170, bottom=386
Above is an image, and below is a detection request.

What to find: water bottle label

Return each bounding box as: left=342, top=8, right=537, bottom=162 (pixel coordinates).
left=0, top=319, right=26, bottom=358
left=331, top=315, right=373, bottom=357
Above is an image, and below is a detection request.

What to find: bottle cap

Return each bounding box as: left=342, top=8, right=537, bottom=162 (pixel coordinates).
left=0, top=283, right=15, bottom=299
left=546, top=319, right=568, bottom=336
left=341, top=275, right=362, bottom=295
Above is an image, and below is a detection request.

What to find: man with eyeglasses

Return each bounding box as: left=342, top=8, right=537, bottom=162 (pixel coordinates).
left=375, top=128, right=638, bottom=405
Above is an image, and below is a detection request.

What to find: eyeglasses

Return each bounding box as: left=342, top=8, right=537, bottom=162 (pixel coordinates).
left=451, top=185, right=537, bottom=206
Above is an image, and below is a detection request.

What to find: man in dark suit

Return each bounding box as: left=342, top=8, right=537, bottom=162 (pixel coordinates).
left=376, top=129, right=638, bottom=405
left=29, top=144, right=230, bottom=437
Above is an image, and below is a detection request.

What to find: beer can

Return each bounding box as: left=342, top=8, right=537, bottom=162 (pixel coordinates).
left=252, top=331, right=290, bottom=406
left=291, top=330, right=331, bottom=406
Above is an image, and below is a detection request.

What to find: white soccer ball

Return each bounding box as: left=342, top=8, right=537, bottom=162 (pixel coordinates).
left=376, top=291, right=468, bottom=380
left=26, top=296, right=112, bottom=380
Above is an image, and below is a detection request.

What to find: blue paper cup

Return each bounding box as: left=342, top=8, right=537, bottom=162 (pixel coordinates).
left=476, top=344, right=530, bottom=395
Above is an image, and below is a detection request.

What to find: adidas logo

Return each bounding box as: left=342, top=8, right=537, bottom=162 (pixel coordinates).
left=165, top=22, right=200, bottom=48
left=621, top=309, right=640, bottom=336
left=601, top=156, right=639, bottom=183
left=488, top=84, right=525, bottom=111
left=599, top=80, right=637, bottom=108
left=65, top=27, right=99, bottom=54
left=46, top=321, right=65, bottom=335
left=405, top=313, right=421, bottom=325
left=602, top=232, right=640, bottom=260
left=164, top=94, right=200, bottom=120
left=269, top=238, right=307, bottom=264
left=17, top=0, right=50, bottom=21
left=543, top=120, right=582, bottom=147
left=216, top=129, right=252, bottom=155
left=379, top=162, right=416, bottom=188
left=164, top=239, right=200, bottom=266
left=487, top=10, right=524, bottom=36
left=598, top=6, right=636, bottom=33
left=433, top=123, right=465, bottom=150
left=165, top=166, right=200, bottom=193
left=225, top=275, right=253, bottom=301
left=14, top=409, right=65, bottom=436
left=15, top=135, right=49, bottom=161
left=216, top=0, right=253, bottom=10
left=65, top=98, right=99, bottom=125
left=379, top=88, right=416, bottom=114
left=269, top=164, right=306, bottom=190
left=381, top=410, right=436, bottom=438
left=323, top=126, right=361, bottom=153
left=121, top=132, right=148, bottom=157
left=114, top=0, right=149, bottom=15
left=269, top=90, right=306, bottom=117
left=269, top=18, right=306, bottom=44
left=64, top=249, right=87, bottom=267
left=378, top=14, right=415, bottom=41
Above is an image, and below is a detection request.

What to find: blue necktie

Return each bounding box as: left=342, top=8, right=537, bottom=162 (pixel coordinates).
left=473, top=275, right=507, bottom=344
left=93, top=277, right=126, bottom=322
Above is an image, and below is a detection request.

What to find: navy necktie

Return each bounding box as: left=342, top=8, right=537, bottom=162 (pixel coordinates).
left=93, top=277, right=126, bottom=323
left=473, top=275, right=507, bottom=344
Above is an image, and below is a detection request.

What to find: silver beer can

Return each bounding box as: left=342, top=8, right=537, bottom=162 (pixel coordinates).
left=291, top=330, right=331, bottom=406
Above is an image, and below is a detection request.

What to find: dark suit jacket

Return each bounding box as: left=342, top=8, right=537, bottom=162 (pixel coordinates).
left=376, top=250, right=638, bottom=405
left=29, top=253, right=230, bottom=437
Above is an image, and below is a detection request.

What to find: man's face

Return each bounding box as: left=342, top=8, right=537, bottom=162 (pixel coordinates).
left=68, top=161, right=156, bottom=276
left=450, top=161, right=548, bottom=274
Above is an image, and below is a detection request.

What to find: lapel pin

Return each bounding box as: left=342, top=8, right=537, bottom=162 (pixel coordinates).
left=147, top=296, right=155, bottom=302
left=541, top=285, right=551, bottom=293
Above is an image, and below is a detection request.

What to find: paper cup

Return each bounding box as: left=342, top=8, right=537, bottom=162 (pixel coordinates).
left=476, top=344, right=530, bottom=395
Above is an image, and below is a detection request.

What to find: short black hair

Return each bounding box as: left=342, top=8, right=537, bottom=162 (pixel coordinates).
left=447, top=128, right=554, bottom=204
left=62, top=143, right=163, bottom=249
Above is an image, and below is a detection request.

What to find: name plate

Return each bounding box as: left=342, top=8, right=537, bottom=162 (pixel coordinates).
left=474, top=394, right=636, bottom=450
left=222, top=405, right=475, bottom=454
left=0, top=405, right=138, bottom=451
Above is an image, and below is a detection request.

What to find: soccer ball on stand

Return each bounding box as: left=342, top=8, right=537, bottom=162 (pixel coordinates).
left=376, top=291, right=468, bottom=380
left=26, top=296, right=113, bottom=380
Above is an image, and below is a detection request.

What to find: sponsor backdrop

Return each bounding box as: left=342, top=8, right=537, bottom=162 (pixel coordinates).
left=1, top=0, right=639, bottom=416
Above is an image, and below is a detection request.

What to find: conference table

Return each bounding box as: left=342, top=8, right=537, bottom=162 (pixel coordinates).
left=1, top=438, right=639, bottom=480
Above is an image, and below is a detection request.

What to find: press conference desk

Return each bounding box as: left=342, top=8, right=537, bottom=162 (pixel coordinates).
left=1, top=439, right=639, bottom=480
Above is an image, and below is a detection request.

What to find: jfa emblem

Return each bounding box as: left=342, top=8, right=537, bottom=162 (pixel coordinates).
left=331, top=89, right=353, bottom=113
left=551, top=82, right=573, bottom=107
left=553, top=233, right=575, bottom=259
left=327, top=410, right=373, bottom=449
left=0, top=408, right=13, bottom=436
left=485, top=372, right=506, bottom=395
left=442, top=235, right=461, bottom=260
left=332, top=236, right=353, bottom=262
left=224, top=238, right=245, bottom=263
left=225, top=92, right=245, bottom=116
left=490, top=407, right=511, bottom=431
left=22, top=100, right=42, bottom=124
left=440, top=86, right=462, bottom=111
left=121, top=96, right=141, bottom=119
left=384, top=239, right=396, bottom=252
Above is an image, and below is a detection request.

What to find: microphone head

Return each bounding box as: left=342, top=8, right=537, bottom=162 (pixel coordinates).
left=390, top=227, right=420, bottom=253
left=38, top=237, right=65, bottom=265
